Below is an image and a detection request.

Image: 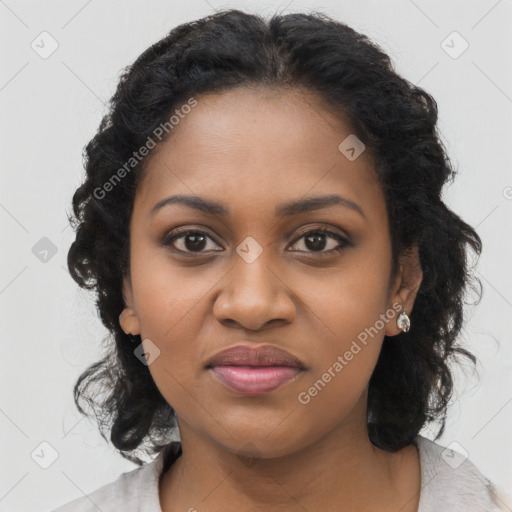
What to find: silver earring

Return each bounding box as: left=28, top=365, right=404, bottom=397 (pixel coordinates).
left=397, top=309, right=410, bottom=332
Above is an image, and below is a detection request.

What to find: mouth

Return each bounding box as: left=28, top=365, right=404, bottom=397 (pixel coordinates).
left=205, top=344, right=306, bottom=396
left=207, top=365, right=304, bottom=395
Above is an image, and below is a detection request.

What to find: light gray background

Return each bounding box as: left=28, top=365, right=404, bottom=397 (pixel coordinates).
left=1, top=0, right=511, bottom=510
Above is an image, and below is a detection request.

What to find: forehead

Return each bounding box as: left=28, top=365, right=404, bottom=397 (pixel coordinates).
left=135, top=86, right=383, bottom=216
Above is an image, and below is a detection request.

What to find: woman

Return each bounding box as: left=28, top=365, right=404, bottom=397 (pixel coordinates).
left=53, top=9, right=507, bottom=512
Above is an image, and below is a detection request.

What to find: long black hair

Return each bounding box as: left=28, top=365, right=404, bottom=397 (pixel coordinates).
left=67, top=9, right=482, bottom=464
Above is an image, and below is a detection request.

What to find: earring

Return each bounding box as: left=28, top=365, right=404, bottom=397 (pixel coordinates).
left=397, top=308, right=410, bottom=332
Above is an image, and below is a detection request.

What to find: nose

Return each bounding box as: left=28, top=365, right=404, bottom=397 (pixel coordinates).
left=213, top=251, right=296, bottom=331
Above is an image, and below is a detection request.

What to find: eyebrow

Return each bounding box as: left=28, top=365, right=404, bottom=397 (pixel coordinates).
left=150, top=193, right=365, bottom=219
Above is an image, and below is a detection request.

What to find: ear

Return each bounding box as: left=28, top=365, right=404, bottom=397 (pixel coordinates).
left=385, top=244, right=423, bottom=336
left=119, top=275, right=141, bottom=336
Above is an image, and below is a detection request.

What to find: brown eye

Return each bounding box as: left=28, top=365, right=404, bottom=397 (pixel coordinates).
left=163, top=230, right=223, bottom=254
left=289, top=228, right=350, bottom=254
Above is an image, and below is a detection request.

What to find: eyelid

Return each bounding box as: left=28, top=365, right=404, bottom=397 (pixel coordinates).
left=289, top=224, right=349, bottom=243
left=287, top=227, right=351, bottom=254
left=162, top=224, right=351, bottom=255
left=161, top=226, right=223, bottom=249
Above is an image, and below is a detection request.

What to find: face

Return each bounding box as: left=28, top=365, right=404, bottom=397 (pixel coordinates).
left=120, top=86, right=422, bottom=458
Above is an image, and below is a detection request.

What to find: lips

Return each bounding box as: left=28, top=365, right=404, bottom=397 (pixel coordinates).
left=205, top=344, right=304, bottom=369
left=205, top=344, right=306, bottom=395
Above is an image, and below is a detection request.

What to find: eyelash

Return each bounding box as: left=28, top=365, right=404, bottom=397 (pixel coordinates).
left=162, top=227, right=350, bottom=256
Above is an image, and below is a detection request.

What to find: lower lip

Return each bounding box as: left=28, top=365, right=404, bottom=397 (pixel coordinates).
left=209, top=365, right=302, bottom=395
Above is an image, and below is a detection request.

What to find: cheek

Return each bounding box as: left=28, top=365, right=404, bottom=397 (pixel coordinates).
left=135, top=290, right=211, bottom=420
left=298, top=249, right=392, bottom=353
left=130, top=242, right=221, bottom=340
left=291, top=250, right=391, bottom=415
left=128, top=253, right=211, bottom=390
left=129, top=251, right=231, bottom=397
left=289, top=290, right=386, bottom=447
left=133, top=283, right=211, bottom=383
left=128, top=220, right=393, bottom=451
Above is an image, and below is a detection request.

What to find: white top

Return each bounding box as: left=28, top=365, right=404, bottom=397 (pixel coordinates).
left=51, top=435, right=507, bottom=512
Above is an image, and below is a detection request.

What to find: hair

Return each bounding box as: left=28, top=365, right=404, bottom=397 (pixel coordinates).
left=67, top=8, right=482, bottom=465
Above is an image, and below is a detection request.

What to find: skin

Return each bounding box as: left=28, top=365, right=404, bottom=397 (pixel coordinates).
left=119, top=86, right=424, bottom=512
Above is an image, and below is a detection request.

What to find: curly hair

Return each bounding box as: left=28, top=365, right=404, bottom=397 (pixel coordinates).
left=66, top=8, right=482, bottom=465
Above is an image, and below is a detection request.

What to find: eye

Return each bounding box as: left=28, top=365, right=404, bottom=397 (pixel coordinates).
left=162, top=229, right=223, bottom=254
left=162, top=227, right=351, bottom=256
left=288, top=228, right=350, bottom=254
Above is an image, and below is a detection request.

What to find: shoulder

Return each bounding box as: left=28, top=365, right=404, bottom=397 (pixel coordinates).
left=50, top=462, right=160, bottom=512
left=49, top=444, right=179, bottom=512
left=413, top=434, right=508, bottom=512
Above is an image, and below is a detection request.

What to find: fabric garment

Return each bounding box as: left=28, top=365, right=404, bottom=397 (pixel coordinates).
left=51, top=435, right=506, bottom=511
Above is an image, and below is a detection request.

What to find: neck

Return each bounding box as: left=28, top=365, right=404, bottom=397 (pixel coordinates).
left=159, top=395, right=420, bottom=512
